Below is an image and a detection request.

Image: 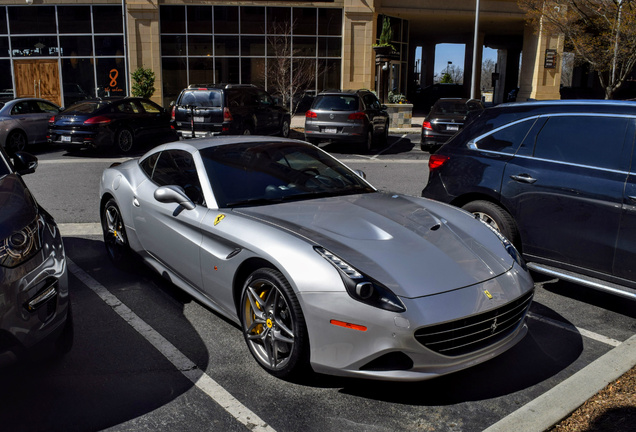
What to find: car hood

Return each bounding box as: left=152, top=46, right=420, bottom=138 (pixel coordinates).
left=0, top=174, right=38, bottom=240
left=235, top=192, right=514, bottom=298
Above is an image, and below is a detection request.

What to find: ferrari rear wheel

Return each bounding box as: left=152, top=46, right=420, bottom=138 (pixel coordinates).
left=101, top=198, right=132, bottom=268
left=240, top=268, right=309, bottom=379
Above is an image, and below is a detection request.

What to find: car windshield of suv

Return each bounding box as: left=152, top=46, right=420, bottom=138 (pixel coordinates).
left=433, top=100, right=482, bottom=116
left=200, top=141, right=374, bottom=208
left=181, top=90, right=222, bottom=107
left=313, top=95, right=358, bottom=111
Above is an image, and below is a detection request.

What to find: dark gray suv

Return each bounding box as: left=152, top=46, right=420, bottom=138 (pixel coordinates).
left=422, top=100, right=636, bottom=301
left=304, top=89, right=389, bottom=152
left=172, top=84, right=291, bottom=139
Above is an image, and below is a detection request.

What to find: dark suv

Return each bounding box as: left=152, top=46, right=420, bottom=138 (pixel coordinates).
left=304, top=89, right=389, bottom=152
left=422, top=100, right=636, bottom=300
left=172, top=84, right=291, bottom=139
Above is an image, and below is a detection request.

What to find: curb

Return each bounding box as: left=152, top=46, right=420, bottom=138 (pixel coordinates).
left=484, top=334, right=636, bottom=432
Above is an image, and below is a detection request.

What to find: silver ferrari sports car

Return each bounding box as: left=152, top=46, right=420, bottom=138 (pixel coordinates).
left=99, top=137, right=534, bottom=381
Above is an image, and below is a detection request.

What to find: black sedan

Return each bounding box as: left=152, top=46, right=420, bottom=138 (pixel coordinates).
left=420, top=98, right=483, bottom=153
left=48, top=97, right=176, bottom=153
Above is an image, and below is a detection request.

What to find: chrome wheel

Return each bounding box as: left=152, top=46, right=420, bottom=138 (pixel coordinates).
left=117, top=129, right=134, bottom=153
left=241, top=268, right=308, bottom=378
left=473, top=211, right=500, bottom=231
left=102, top=198, right=131, bottom=266
left=7, top=131, right=27, bottom=153
left=280, top=118, right=290, bottom=138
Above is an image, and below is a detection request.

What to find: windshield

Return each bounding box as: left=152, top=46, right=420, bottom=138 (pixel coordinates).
left=432, top=100, right=482, bottom=116
left=313, top=95, right=358, bottom=111
left=199, top=141, right=374, bottom=208
left=180, top=90, right=223, bottom=107
left=64, top=101, right=110, bottom=114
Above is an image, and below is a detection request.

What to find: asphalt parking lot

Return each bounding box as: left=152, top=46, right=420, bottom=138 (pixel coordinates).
left=2, top=130, right=635, bottom=432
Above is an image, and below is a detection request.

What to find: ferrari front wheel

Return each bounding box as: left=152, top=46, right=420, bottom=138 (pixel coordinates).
left=101, top=198, right=132, bottom=268
left=240, top=268, right=309, bottom=379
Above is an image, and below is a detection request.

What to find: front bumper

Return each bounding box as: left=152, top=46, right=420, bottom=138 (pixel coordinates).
left=0, top=213, right=70, bottom=363
left=301, top=263, right=534, bottom=381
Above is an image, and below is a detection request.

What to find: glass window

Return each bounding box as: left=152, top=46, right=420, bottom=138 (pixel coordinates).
left=140, top=152, right=160, bottom=179
left=0, top=7, right=7, bottom=34
left=319, top=59, right=341, bottom=91
left=293, top=8, right=317, bottom=35
left=0, top=37, right=8, bottom=58
left=96, top=58, right=126, bottom=98
left=214, top=6, right=239, bottom=34
left=476, top=119, right=537, bottom=154
left=58, top=6, right=91, bottom=34
left=241, top=37, right=265, bottom=56
left=534, top=116, right=628, bottom=170
left=35, top=100, right=60, bottom=113
left=188, top=6, right=212, bottom=34
left=318, top=37, right=341, bottom=57
left=293, top=37, right=316, bottom=57
left=93, top=6, right=123, bottom=34
left=62, top=58, right=96, bottom=107
left=241, top=58, right=266, bottom=88
left=9, top=6, right=56, bottom=34
left=152, top=150, right=205, bottom=205
left=11, top=101, right=35, bottom=115
left=188, top=35, right=213, bottom=56
left=11, top=36, right=59, bottom=57
left=161, top=35, right=186, bottom=57
left=318, top=9, right=342, bottom=36
left=215, top=58, right=240, bottom=84
left=160, top=6, right=186, bottom=34
left=60, top=36, right=93, bottom=57
left=240, top=7, right=265, bottom=34
left=189, top=58, right=215, bottom=85
left=162, top=57, right=188, bottom=107
left=140, top=100, right=163, bottom=114
left=95, top=36, right=124, bottom=56
left=267, top=8, right=291, bottom=33
left=215, top=36, right=239, bottom=56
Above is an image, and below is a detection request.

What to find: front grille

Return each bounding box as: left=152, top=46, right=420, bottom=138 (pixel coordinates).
left=414, top=290, right=534, bottom=356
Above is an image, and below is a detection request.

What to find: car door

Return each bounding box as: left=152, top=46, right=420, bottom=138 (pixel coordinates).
left=133, top=149, right=207, bottom=289
left=501, top=114, right=631, bottom=275
left=136, top=99, right=170, bottom=138
left=32, top=100, right=60, bottom=142
left=612, top=118, right=636, bottom=282
left=362, top=93, right=387, bottom=135
left=10, top=101, right=40, bottom=144
left=253, top=89, right=276, bottom=134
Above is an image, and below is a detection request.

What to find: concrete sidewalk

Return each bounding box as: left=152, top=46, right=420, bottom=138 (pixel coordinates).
left=291, top=114, right=423, bottom=134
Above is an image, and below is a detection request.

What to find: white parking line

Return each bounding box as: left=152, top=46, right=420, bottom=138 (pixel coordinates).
left=67, top=259, right=276, bottom=432
left=371, top=134, right=409, bottom=160
left=527, top=312, right=621, bottom=347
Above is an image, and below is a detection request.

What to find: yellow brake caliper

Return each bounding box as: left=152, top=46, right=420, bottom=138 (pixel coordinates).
left=252, top=290, right=268, bottom=335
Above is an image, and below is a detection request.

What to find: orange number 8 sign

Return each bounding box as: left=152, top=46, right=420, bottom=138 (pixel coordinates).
left=109, top=69, right=118, bottom=87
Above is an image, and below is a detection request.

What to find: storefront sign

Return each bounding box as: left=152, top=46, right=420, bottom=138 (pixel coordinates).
left=544, top=49, right=557, bottom=69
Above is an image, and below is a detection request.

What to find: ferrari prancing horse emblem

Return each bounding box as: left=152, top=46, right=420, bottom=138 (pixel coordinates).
left=214, top=214, right=225, bottom=226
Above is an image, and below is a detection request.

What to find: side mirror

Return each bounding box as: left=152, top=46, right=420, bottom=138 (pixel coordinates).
left=12, top=151, right=38, bottom=175
left=154, top=185, right=196, bottom=210
left=354, top=169, right=366, bottom=180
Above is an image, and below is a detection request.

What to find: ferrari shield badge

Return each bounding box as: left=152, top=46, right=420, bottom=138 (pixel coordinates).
left=214, top=214, right=226, bottom=226
left=484, top=290, right=493, bottom=299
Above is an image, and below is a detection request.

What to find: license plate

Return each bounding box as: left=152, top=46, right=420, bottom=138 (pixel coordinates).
left=324, top=127, right=337, bottom=133
left=194, top=116, right=205, bottom=123
left=61, top=135, right=71, bottom=142
left=447, top=125, right=459, bottom=131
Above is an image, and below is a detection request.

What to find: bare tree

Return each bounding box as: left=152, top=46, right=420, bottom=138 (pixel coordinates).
left=448, top=64, right=464, bottom=84
left=265, top=21, right=319, bottom=116
left=561, top=51, right=576, bottom=86
left=481, top=58, right=497, bottom=90
left=519, top=0, right=636, bottom=99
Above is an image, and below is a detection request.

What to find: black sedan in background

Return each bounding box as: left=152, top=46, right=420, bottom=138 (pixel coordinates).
left=48, top=97, right=176, bottom=153
left=0, top=148, right=73, bottom=365
left=421, top=98, right=483, bottom=152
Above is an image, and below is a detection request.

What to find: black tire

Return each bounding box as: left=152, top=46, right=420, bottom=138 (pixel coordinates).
left=240, top=268, right=310, bottom=379
left=6, top=130, right=27, bottom=153
left=116, top=128, right=134, bottom=153
left=462, top=200, right=520, bottom=247
left=280, top=117, right=290, bottom=138
left=101, top=198, right=133, bottom=268
left=379, top=121, right=389, bottom=147
left=360, top=129, right=373, bottom=153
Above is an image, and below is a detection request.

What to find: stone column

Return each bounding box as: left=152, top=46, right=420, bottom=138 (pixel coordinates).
left=343, top=0, right=376, bottom=91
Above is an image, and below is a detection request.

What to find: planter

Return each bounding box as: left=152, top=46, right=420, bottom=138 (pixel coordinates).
left=385, top=103, right=413, bottom=129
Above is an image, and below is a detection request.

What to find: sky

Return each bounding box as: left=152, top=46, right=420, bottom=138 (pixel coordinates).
left=431, top=44, right=497, bottom=76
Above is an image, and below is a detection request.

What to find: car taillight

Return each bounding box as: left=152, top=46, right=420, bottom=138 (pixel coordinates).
left=348, top=112, right=365, bottom=120
left=305, top=110, right=317, bottom=118
left=428, top=154, right=449, bottom=170
left=422, top=121, right=432, bottom=130
left=84, top=116, right=112, bottom=125
left=223, top=107, right=233, bottom=121
left=48, top=116, right=55, bottom=124
left=171, top=106, right=176, bottom=121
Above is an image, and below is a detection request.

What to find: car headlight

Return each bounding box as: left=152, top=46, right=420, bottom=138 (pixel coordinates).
left=0, top=215, right=44, bottom=268
left=315, top=247, right=406, bottom=313
left=475, top=217, right=527, bottom=271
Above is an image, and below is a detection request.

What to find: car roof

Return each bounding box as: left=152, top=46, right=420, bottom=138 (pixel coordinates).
left=493, top=99, right=636, bottom=115
left=142, top=136, right=311, bottom=157
left=316, top=89, right=370, bottom=96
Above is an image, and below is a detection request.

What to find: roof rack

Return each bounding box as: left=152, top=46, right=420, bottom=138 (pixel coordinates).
left=187, top=83, right=257, bottom=90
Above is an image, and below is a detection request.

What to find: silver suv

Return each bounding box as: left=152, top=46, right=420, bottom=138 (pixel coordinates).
left=304, top=89, right=389, bottom=152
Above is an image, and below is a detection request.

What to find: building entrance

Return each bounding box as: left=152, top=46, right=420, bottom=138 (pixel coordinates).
left=13, top=59, right=61, bottom=106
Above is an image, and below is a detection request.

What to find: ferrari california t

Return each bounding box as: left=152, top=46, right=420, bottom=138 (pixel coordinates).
left=99, top=137, right=534, bottom=381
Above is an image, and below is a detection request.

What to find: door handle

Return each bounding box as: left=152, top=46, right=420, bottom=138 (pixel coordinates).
left=133, top=197, right=140, bottom=207
left=510, top=174, right=537, bottom=184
